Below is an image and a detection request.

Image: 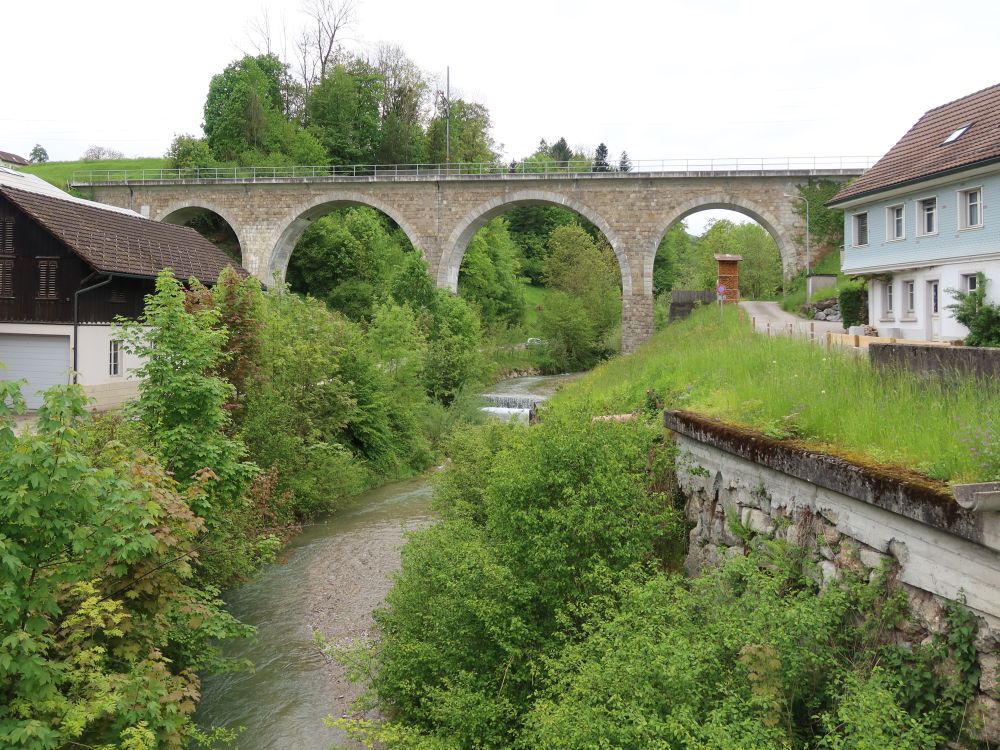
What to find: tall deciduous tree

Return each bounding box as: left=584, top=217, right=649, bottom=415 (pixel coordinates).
left=203, top=55, right=288, bottom=161
left=307, top=58, right=384, bottom=164
left=28, top=144, right=48, bottom=163
left=426, top=97, right=499, bottom=164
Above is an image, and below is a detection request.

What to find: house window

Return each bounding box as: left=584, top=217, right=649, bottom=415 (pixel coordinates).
left=0, top=218, right=12, bottom=252
left=963, top=273, right=979, bottom=292
left=942, top=123, right=972, bottom=144
left=0, top=256, right=12, bottom=298
left=959, top=188, right=982, bottom=229
left=917, top=197, right=937, bottom=236
left=37, top=258, right=58, bottom=299
left=109, top=340, right=121, bottom=376
left=852, top=212, right=869, bottom=246
left=904, top=280, right=915, bottom=314
left=884, top=281, right=894, bottom=315
left=886, top=205, right=904, bottom=240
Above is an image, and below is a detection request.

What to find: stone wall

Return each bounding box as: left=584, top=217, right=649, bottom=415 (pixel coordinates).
left=664, top=410, right=1000, bottom=740
left=870, top=342, right=1000, bottom=379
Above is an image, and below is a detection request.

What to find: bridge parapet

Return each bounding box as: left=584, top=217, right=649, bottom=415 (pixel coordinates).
left=69, top=157, right=874, bottom=187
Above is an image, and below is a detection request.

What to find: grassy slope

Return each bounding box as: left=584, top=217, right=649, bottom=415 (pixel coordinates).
left=551, top=305, right=998, bottom=483
left=780, top=251, right=845, bottom=313
left=21, top=158, right=168, bottom=190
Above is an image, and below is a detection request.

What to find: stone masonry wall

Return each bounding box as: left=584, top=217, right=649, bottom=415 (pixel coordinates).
left=665, top=410, right=1000, bottom=741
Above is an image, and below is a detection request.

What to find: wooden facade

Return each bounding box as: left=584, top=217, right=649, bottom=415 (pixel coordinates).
left=0, top=195, right=152, bottom=325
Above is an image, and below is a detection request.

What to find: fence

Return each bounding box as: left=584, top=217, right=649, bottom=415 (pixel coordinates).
left=69, top=155, right=879, bottom=186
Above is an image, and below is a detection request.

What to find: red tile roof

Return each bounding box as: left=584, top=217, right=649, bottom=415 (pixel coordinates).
left=830, top=82, right=1000, bottom=205
left=1, top=184, right=246, bottom=284
left=0, top=151, right=29, bottom=166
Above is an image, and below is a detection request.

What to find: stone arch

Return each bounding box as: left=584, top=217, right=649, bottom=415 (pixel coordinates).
left=647, top=193, right=796, bottom=285
left=158, top=200, right=246, bottom=265
left=268, top=191, right=425, bottom=285
left=440, top=190, right=631, bottom=296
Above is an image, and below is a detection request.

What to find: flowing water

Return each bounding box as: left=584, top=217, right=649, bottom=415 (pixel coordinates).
left=195, top=375, right=577, bottom=749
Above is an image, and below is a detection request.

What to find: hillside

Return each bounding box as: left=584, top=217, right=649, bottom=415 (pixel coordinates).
left=20, top=158, right=168, bottom=190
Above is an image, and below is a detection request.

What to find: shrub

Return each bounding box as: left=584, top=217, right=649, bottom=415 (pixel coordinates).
left=838, top=279, right=868, bottom=328
left=947, top=272, right=1000, bottom=346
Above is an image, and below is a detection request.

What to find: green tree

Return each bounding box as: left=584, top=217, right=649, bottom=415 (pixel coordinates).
left=458, top=219, right=525, bottom=328
left=203, top=55, right=289, bottom=161
left=426, top=98, right=498, bottom=164
left=618, top=150, right=632, bottom=172
left=593, top=142, right=610, bottom=172
left=946, top=272, right=1000, bottom=346
left=308, top=58, right=384, bottom=164
left=653, top=222, right=692, bottom=297
left=0, top=385, right=248, bottom=749
left=118, top=271, right=254, bottom=518
left=164, top=134, right=215, bottom=170
left=28, top=144, right=48, bottom=164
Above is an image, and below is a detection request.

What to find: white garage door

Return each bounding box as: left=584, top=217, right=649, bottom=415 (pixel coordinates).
left=0, top=334, right=71, bottom=409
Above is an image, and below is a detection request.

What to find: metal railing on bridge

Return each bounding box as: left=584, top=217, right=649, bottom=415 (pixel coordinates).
left=69, top=155, right=879, bottom=185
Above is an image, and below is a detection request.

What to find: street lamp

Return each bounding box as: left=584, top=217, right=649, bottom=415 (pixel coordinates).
left=784, top=192, right=811, bottom=290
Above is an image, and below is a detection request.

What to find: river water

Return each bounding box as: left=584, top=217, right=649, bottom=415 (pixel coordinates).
left=195, top=375, right=576, bottom=748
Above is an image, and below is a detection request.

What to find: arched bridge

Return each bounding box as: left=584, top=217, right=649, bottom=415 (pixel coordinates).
left=73, top=158, right=869, bottom=352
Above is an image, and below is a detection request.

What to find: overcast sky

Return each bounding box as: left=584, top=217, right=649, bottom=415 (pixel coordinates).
left=4, top=0, right=1000, bottom=231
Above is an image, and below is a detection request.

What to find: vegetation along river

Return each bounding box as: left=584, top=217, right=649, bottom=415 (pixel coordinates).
left=194, top=375, right=577, bottom=748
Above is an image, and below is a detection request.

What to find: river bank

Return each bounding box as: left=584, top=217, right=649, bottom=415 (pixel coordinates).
left=194, top=375, right=579, bottom=748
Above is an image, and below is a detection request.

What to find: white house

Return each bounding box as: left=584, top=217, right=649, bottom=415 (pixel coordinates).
left=829, top=83, right=1000, bottom=342
left=0, top=168, right=245, bottom=409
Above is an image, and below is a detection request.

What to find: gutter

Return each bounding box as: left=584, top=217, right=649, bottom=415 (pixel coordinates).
left=72, top=273, right=113, bottom=383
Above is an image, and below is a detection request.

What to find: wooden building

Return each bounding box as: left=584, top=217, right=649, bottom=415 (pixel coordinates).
left=0, top=168, right=245, bottom=409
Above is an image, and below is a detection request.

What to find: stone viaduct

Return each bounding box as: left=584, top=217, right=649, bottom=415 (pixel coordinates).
left=76, top=167, right=861, bottom=352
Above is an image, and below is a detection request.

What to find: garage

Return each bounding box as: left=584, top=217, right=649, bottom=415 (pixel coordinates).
left=0, top=333, right=71, bottom=409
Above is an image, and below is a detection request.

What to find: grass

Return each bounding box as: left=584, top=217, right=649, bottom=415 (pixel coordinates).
left=550, top=305, right=999, bottom=483
left=521, top=283, right=556, bottom=334
left=20, top=158, right=168, bottom=190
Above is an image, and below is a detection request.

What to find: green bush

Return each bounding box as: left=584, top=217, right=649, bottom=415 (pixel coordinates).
left=947, top=272, right=1000, bottom=346
left=838, top=279, right=868, bottom=328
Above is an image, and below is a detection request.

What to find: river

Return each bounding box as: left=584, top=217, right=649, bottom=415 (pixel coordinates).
left=194, top=375, right=574, bottom=748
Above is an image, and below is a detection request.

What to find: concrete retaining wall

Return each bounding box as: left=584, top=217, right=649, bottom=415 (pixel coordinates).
left=870, top=342, right=1000, bottom=379
left=664, top=410, right=1000, bottom=739
left=668, top=290, right=716, bottom=323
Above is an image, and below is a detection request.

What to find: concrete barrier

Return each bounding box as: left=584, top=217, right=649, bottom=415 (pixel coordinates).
left=870, top=342, right=1000, bottom=379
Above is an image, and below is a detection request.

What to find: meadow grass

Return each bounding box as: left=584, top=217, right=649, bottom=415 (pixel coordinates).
left=20, top=158, right=168, bottom=190
left=552, top=305, right=999, bottom=483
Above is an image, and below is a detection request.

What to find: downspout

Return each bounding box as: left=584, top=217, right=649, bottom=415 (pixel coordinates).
left=72, top=273, right=113, bottom=384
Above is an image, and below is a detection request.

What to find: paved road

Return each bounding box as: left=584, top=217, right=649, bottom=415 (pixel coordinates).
left=739, top=300, right=846, bottom=337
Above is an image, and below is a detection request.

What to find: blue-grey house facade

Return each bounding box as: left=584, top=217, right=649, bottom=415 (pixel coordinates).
left=829, top=83, right=1000, bottom=342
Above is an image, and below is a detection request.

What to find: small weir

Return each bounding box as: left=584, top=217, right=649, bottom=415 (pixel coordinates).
left=480, top=393, right=543, bottom=422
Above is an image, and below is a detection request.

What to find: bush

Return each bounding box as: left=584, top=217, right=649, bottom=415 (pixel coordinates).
left=838, top=279, right=868, bottom=328
left=947, top=272, right=1000, bottom=346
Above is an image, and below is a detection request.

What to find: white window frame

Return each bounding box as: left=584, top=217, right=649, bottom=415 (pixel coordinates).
left=109, top=339, right=121, bottom=377
left=916, top=196, right=937, bottom=237
left=962, top=273, right=979, bottom=292
left=886, top=204, right=905, bottom=241
left=958, top=187, right=983, bottom=230
left=852, top=212, right=869, bottom=247
left=904, top=280, right=916, bottom=316
left=883, top=280, right=894, bottom=317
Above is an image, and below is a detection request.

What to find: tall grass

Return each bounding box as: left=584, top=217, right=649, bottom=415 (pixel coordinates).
left=553, top=306, right=999, bottom=483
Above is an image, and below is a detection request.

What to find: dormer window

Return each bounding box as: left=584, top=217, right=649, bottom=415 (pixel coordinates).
left=942, top=123, right=972, bottom=144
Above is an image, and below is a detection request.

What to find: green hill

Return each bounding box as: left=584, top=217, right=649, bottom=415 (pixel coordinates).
left=20, top=158, right=168, bottom=190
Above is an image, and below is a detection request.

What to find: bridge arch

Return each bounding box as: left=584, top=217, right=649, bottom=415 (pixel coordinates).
left=648, top=193, right=796, bottom=286
left=268, top=192, right=425, bottom=285
left=439, top=190, right=631, bottom=296
left=159, top=201, right=246, bottom=265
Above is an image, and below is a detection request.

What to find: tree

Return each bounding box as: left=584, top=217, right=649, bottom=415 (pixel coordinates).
left=118, top=271, right=254, bottom=518
left=28, top=144, right=48, bottom=163
left=165, top=134, right=215, bottom=169
left=81, top=145, right=124, bottom=160
left=593, top=142, right=610, bottom=172
left=295, top=0, right=357, bottom=95
left=203, top=55, right=290, bottom=161
left=372, top=44, right=429, bottom=164
left=549, top=137, right=573, bottom=163
left=947, top=273, right=1000, bottom=346
left=458, top=219, right=525, bottom=328
left=618, top=150, right=632, bottom=172
left=426, top=97, right=499, bottom=164
left=307, top=58, right=384, bottom=164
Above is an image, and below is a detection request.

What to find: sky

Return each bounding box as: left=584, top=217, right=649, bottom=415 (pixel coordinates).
left=4, top=0, right=1000, bottom=232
